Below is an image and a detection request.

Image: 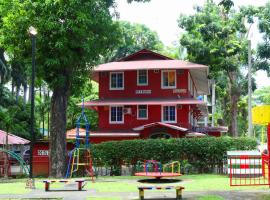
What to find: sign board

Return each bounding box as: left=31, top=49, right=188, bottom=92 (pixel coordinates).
left=37, top=150, right=49, bottom=156
left=135, top=90, right=151, bottom=94
left=173, top=89, right=187, bottom=94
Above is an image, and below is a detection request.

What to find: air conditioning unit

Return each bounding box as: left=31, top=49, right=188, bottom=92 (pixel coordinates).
left=177, top=105, right=182, bottom=109
left=123, top=108, right=132, bottom=114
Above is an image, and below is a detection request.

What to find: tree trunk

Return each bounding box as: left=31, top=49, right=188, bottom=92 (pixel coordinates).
left=49, top=86, right=69, bottom=178
left=23, top=84, right=28, bottom=104
left=230, top=94, right=239, bottom=137
left=15, top=85, right=20, bottom=103
left=228, top=71, right=240, bottom=137
left=11, top=80, right=15, bottom=97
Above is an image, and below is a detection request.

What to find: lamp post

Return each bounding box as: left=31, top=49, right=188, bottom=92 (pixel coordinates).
left=28, top=26, right=37, bottom=187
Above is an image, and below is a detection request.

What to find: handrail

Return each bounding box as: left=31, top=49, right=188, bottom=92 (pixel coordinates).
left=163, top=161, right=180, bottom=174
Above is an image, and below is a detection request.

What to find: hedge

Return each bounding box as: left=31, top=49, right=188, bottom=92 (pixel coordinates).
left=91, top=137, right=257, bottom=175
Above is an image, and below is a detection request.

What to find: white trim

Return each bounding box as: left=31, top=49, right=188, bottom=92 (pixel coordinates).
left=161, top=70, right=177, bottom=89
left=109, top=72, right=124, bottom=90
left=137, top=105, right=148, bottom=120
left=137, top=70, right=148, bottom=86
left=109, top=105, right=124, bottom=124
left=161, top=105, right=177, bottom=123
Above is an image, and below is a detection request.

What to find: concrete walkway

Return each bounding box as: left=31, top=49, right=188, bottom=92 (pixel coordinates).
left=1, top=186, right=270, bottom=200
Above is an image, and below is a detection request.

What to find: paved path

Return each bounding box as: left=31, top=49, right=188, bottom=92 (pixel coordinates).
left=1, top=186, right=270, bottom=200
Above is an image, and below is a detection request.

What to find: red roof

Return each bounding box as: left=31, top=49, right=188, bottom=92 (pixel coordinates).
left=94, top=60, right=208, bottom=72
left=133, top=122, right=188, bottom=132
left=84, top=98, right=206, bottom=107
left=0, top=130, right=30, bottom=145
left=66, top=128, right=140, bottom=139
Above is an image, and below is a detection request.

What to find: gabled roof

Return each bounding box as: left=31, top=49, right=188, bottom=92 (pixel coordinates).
left=133, top=122, right=188, bottom=132
left=0, top=130, right=30, bottom=145
left=118, top=49, right=172, bottom=61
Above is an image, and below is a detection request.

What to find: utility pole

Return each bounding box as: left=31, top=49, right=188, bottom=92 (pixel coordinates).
left=248, top=40, right=253, bottom=137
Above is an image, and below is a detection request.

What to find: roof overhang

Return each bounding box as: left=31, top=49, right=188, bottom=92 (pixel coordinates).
left=185, top=132, right=207, bottom=137
left=0, top=130, right=30, bottom=145
left=133, top=122, right=188, bottom=132
left=84, top=98, right=207, bottom=107
left=66, top=129, right=140, bottom=139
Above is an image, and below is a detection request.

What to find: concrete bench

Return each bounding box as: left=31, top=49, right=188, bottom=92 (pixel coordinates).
left=138, top=185, right=185, bottom=200
left=43, top=180, right=85, bottom=191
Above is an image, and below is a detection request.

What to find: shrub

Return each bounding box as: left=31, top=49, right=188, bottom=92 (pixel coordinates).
left=91, top=136, right=257, bottom=175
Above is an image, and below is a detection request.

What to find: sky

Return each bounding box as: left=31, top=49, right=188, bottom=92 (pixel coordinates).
left=115, top=0, right=270, bottom=88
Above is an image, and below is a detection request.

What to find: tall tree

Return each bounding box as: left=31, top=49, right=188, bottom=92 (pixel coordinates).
left=178, top=0, right=248, bottom=136
left=0, top=0, right=121, bottom=177
left=256, top=2, right=270, bottom=75
left=105, top=21, right=164, bottom=61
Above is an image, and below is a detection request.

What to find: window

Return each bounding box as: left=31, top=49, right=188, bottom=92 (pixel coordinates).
left=137, top=105, right=148, bottom=119
left=110, top=106, right=123, bottom=123
left=162, top=106, right=176, bottom=123
left=137, top=70, right=148, bottom=85
left=110, top=72, right=124, bottom=90
left=162, top=70, right=176, bottom=89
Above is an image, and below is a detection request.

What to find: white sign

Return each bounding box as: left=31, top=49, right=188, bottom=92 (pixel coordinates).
left=135, top=90, right=152, bottom=94
left=37, top=150, right=49, bottom=156
left=173, top=89, right=187, bottom=94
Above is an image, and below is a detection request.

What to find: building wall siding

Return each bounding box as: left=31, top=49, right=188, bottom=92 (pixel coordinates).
left=99, top=69, right=191, bottom=99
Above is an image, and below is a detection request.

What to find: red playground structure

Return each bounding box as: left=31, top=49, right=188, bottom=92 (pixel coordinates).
left=135, top=160, right=181, bottom=179
left=229, top=106, right=270, bottom=186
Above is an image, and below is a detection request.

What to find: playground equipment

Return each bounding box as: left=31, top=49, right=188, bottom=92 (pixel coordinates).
left=0, top=148, right=29, bottom=177
left=135, top=160, right=181, bottom=179
left=65, top=98, right=94, bottom=180
left=229, top=105, right=270, bottom=186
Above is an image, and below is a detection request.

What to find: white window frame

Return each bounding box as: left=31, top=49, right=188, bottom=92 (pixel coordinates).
left=161, top=70, right=177, bottom=89
left=137, top=105, right=148, bottom=120
left=161, top=105, right=177, bottom=123
left=137, top=70, right=148, bottom=86
left=109, top=72, right=124, bottom=90
left=109, top=106, right=124, bottom=124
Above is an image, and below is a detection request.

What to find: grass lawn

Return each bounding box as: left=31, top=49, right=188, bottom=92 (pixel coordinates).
left=85, top=174, right=269, bottom=193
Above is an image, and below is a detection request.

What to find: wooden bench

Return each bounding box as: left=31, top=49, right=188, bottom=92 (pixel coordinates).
left=43, top=180, right=86, bottom=191
left=138, top=186, right=185, bottom=200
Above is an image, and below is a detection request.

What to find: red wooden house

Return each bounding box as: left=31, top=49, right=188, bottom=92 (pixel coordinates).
left=83, top=49, right=225, bottom=142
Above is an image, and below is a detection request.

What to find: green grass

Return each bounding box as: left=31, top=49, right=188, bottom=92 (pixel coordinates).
left=198, top=195, right=224, bottom=200
left=181, top=174, right=269, bottom=191
left=0, top=182, right=32, bottom=195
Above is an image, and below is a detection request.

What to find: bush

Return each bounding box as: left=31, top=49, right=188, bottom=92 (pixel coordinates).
left=91, top=136, right=257, bottom=175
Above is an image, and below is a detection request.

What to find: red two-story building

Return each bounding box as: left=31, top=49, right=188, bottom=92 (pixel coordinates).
left=82, top=49, right=219, bottom=142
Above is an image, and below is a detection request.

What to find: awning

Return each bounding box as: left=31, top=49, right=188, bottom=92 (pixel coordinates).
left=185, top=132, right=207, bottom=137
left=0, top=130, right=30, bottom=145
left=92, top=60, right=209, bottom=95
left=66, top=128, right=140, bottom=139
left=84, top=98, right=207, bottom=107
left=195, top=126, right=228, bottom=133
left=133, top=122, right=188, bottom=132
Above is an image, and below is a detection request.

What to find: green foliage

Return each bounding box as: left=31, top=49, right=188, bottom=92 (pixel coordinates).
left=0, top=85, right=39, bottom=140
left=91, top=137, right=257, bottom=175
left=178, top=1, right=253, bottom=136
left=67, top=80, right=98, bottom=130
left=253, top=86, right=270, bottom=104
left=104, top=21, right=164, bottom=61
left=256, top=2, right=270, bottom=76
